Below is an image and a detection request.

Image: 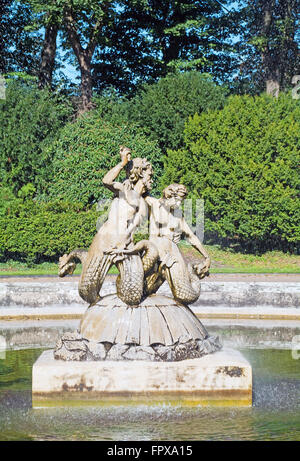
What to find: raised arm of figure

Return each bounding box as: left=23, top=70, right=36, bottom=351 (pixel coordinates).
left=102, top=146, right=131, bottom=193
left=125, top=200, right=147, bottom=243
left=181, top=218, right=211, bottom=277
left=145, top=196, right=161, bottom=237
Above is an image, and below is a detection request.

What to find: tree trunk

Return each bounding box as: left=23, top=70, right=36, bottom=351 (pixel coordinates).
left=38, top=23, right=58, bottom=89
left=266, top=71, right=280, bottom=97
left=164, top=35, right=181, bottom=67
left=161, top=4, right=182, bottom=72
left=280, top=0, right=297, bottom=89
left=64, top=8, right=98, bottom=114
left=261, top=0, right=280, bottom=97
left=78, top=54, right=94, bottom=113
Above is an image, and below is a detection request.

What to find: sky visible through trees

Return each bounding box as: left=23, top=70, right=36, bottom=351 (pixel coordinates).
left=1, top=0, right=298, bottom=109
left=60, top=0, right=241, bottom=84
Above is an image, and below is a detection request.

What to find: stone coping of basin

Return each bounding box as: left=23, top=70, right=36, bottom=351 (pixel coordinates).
left=1, top=273, right=299, bottom=282
left=1, top=306, right=300, bottom=321
left=0, top=280, right=299, bottom=311
left=32, top=348, right=252, bottom=407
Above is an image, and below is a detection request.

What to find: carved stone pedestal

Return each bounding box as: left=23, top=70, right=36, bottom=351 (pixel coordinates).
left=54, top=294, right=222, bottom=362
left=32, top=348, right=252, bottom=407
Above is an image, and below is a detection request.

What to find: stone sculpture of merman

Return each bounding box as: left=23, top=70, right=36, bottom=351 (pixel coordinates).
left=58, top=146, right=154, bottom=307
left=55, top=150, right=221, bottom=362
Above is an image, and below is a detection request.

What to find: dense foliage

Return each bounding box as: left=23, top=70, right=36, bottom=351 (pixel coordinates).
left=126, top=72, right=227, bottom=152
left=0, top=2, right=299, bottom=265
left=234, top=0, right=300, bottom=95
left=0, top=197, right=99, bottom=263
left=0, top=80, right=73, bottom=194
left=2, top=2, right=299, bottom=104
left=41, top=112, right=163, bottom=205
left=161, top=93, right=300, bottom=252
left=0, top=77, right=299, bottom=260
left=92, top=0, right=241, bottom=95
left=0, top=1, right=41, bottom=75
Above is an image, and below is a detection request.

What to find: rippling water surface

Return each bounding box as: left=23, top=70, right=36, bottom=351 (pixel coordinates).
left=0, top=348, right=299, bottom=441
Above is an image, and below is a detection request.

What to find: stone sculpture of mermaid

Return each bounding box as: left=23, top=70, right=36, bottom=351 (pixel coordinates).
left=116, top=183, right=210, bottom=305
left=58, top=146, right=153, bottom=306
left=55, top=157, right=221, bottom=362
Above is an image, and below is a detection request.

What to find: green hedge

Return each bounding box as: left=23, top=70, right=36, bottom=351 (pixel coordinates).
left=0, top=80, right=73, bottom=194
left=126, top=72, right=227, bottom=152
left=41, top=112, right=163, bottom=204
left=0, top=199, right=100, bottom=263
left=161, top=93, right=300, bottom=252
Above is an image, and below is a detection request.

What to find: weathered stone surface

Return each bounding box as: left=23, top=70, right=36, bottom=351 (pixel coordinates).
left=54, top=331, right=88, bottom=361
left=32, top=348, right=252, bottom=406
left=86, top=341, right=107, bottom=360
left=175, top=342, right=200, bottom=361
left=1, top=280, right=298, bottom=308
left=153, top=344, right=173, bottom=361
left=54, top=343, right=87, bottom=361
left=53, top=329, right=222, bottom=362
left=59, top=330, right=82, bottom=341
left=1, top=318, right=299, bottom=352
left=79, top=294, right=211, bottom=349
left=194, top=281, right=300, bottom=308
left=122, top=345, right=156, bottom=361
left=106, top=344, right=129, bottom=360
left=198, top=336, right=222, bottom=355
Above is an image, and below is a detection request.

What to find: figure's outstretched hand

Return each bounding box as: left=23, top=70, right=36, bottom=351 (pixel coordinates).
left=104, top=245, right=133, bottom=264
left=120, top=146, right=131, bottom=166
left=104, top=248, right=128, bottom=255
left=193, top=258, right=210, bottom=279
left=104, top=236, right=131, bottom=257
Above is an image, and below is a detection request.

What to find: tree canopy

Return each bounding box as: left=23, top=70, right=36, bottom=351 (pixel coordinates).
left=1, top=1, right=299, bottom=104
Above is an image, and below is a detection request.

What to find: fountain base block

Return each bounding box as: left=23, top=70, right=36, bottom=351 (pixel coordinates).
left=32, top=348, right=252, bottom=407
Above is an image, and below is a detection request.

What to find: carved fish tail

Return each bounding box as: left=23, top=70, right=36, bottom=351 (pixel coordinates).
left=79, top=254, right=113, bottom=305
left=188, top=263, right=202, bottom=300
left=164, top=263, right=201, bottom=305
left=144, top=272, right=164, bottom=296
left=58, top=249, right=87, bottom=277
left=116, top=255, right=144, bottom=306
left=113, top=240, right=158, bottom=303
left=139, top=240, right=159, bottom=275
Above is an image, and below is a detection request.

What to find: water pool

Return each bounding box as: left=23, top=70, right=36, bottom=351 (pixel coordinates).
left=0, top=344, right=299, bottom=441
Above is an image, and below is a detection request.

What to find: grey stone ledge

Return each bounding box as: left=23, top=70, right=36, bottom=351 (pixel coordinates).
left=0, top=280, right=298, bottom=308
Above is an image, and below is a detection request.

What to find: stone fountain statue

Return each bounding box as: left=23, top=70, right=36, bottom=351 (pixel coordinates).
left=32, top=147, right=252, bottom=407
left=54, top=147, right=221, bottom=362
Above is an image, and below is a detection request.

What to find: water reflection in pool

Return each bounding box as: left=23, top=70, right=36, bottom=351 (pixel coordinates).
left=0, top=347, right=299, bottom=441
